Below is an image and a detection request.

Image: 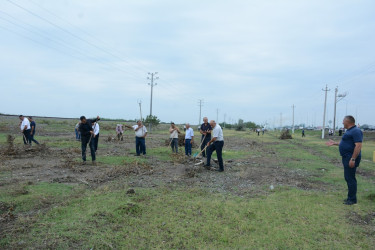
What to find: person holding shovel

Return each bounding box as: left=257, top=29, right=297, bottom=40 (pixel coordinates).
left=184, top=123, right=194, bottom=156
left=125, top=121, right=147, bottom=156
left=19, top=115, right=31, bottom=145
left=169, top=122, right=180, bottom=153
left=79, top=115, right=100, bottom=165
left=199, top=117, right=212, bottom=157
left=204, top=120, right=224, bottom=172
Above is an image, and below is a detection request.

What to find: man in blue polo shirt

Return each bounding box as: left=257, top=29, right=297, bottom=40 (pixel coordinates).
left=326, top=115, right=363, bottom=205
left=199, top=117, right=212, bottom=157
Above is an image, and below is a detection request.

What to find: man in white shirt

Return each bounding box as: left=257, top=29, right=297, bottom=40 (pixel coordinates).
left=116, top=124, right=124, bottom=141
left=204, top=120, right=225, bottom=172
left=169, top=122, right=180, bottom=153
left=125, top=120, right=147, bottom=156
left=19, top=115, right=31, bottom=145
left=92, top=122, right=100, bottom=153
left=184, top=123, right=194, bottom=156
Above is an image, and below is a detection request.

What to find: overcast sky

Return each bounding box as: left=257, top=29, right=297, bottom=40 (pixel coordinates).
left=1, top=0, right=374, bottom=127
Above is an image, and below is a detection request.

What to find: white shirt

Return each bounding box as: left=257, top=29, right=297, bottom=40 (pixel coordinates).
left=93, top=123, right=100, bottom=136
left=20, top=118, right=31, bottom=131
left=185, top=127, right=194, bottom=139
left=133, top=125, right=147, bottom=137
left=170, top=127, right=179, bottom=139
left=212, top=124, right=224, bottom=141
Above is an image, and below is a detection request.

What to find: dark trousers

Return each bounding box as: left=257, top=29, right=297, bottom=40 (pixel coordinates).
left=23, top=129, right=31, bottom=145
left=201, top=136, right=211, bottom=157
left=185, top=139, right=192, bottom=156
left=93, top=134, right=99, bottom=152
left=81, top=136, right=96, bottom=162
left=342, top=156, right=361, bottom=202
left=30, top=134, right=39, bottom=145
left=206, top=141, right=224, bottom=170
left=75, top=129, right=81, bottom=140
left=170, top=138, right=178, bottom=153
left=136, top=137, right=146, bottom=155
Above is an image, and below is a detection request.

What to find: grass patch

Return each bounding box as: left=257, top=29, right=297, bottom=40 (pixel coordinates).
left=2, top=186, right=374, bottom=249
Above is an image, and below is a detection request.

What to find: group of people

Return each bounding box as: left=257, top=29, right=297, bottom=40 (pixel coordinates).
left=16, top=113, right=363, bottom=204
left=19, top=115, right=39, bottom=146
left=171, top=117, right=225, bottom=172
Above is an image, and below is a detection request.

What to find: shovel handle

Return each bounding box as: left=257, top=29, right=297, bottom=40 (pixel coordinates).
left=195, top=144, right=209, bottom=158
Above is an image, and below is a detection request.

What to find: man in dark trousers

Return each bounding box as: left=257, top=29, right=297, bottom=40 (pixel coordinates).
left=302, top=129, right=305, bottom=137
left=204, top=120, right=225, bottom=172
left=199, top=117, right=212, bottom=157
left=19, top=115, right=31, bottom=145
left=28, top=117, right=40, bottom=145
left=79, top=115, right=100, bottom=165
left=326, top=115, right=363, bottom=205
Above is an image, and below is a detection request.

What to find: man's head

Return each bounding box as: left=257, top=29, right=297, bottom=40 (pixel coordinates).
left=171, top=122, right=175, bottom=128
left=343, top=115, right=355, bottom=129
left=19, top=115, right=23, bottom=121
left=137, top=120, right=142, bottom=126
left=203, top=117, right=208, bottom=124
left=209, top=120, right=216, bottom=128
left=28, top=116, right=33, bottom=121
left=185, top=123, right=190, bottom=129
left=80, top=116, right=86, bottom=124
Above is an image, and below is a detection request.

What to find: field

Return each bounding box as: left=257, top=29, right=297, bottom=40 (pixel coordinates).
left=1, top=115, right=375, bottom=249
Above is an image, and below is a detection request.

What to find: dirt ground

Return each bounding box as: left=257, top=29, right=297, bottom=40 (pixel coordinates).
left=0, top=131, right=331, bottom=195
left=2, top=126, right=374, bottom=239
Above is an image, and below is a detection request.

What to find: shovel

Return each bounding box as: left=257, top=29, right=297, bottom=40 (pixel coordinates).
left=193, top=134, right=206, bottom=157
left=193, top=144, right=209, bottom=158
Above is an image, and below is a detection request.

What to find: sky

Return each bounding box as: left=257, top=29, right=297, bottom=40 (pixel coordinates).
left=1, top=0, right=374, bottom=127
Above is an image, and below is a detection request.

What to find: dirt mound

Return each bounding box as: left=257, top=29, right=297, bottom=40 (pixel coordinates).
left=280, top=130, right=293, bottom=139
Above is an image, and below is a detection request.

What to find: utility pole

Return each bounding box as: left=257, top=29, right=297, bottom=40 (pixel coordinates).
left=198, top=99, right=204, bottom=125
left=333, top=86, right=347, bottom=135
left=224, top=113, right=226, bottom=128
left=291, top=104, right=295, bottom=134
left=322, top=85, right=330, bottom=139
left=138, top=100, right=143, bottom=121
left=147, top=72, right=158, bottom=132
left=216, top=109, right=219, bottom=123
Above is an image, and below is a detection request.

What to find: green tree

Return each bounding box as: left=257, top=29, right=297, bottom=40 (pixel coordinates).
left=145, top=115, right=160, bottom=128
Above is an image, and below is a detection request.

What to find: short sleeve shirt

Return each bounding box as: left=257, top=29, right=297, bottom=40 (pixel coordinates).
left=30, top=121, right=36, bottom=133
left=200, top=123, right=212, bottom=138
left=185, top=127, right=194, bottom=139
left=133, top=125, right=147, bottom=137
left=212, top=124, right=224, bottom=141
left=20, top=118, right=31, bottom=131
left=339, top=125, right=363, bottom=157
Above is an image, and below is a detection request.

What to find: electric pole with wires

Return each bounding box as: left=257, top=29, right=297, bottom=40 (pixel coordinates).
left=322, top=85, right=330, bottom=139
left=333, top=86, right=347, bottom=135
left=147, top=72, right=158, bottom=132
left=198, top=99, right=204, bottom=126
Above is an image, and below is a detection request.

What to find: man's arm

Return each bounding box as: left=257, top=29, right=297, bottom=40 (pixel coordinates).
left=143, top=132, right=147, bottom=138
left=326, top=139, right=340, bottom=146
left=207, top=137, right=217, bottom=145
left=31, top=125, right=35, bottom=135
left=349, top=142, right=362, bottom=168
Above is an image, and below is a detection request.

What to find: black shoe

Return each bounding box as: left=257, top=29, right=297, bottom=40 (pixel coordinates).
left=343, top=198, right=348, bottom=203
left=344, top=200, right=357, bottom=205
left=203, top=165, right=211, bottom=170
left=212, top=168, right=224, bottom=172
